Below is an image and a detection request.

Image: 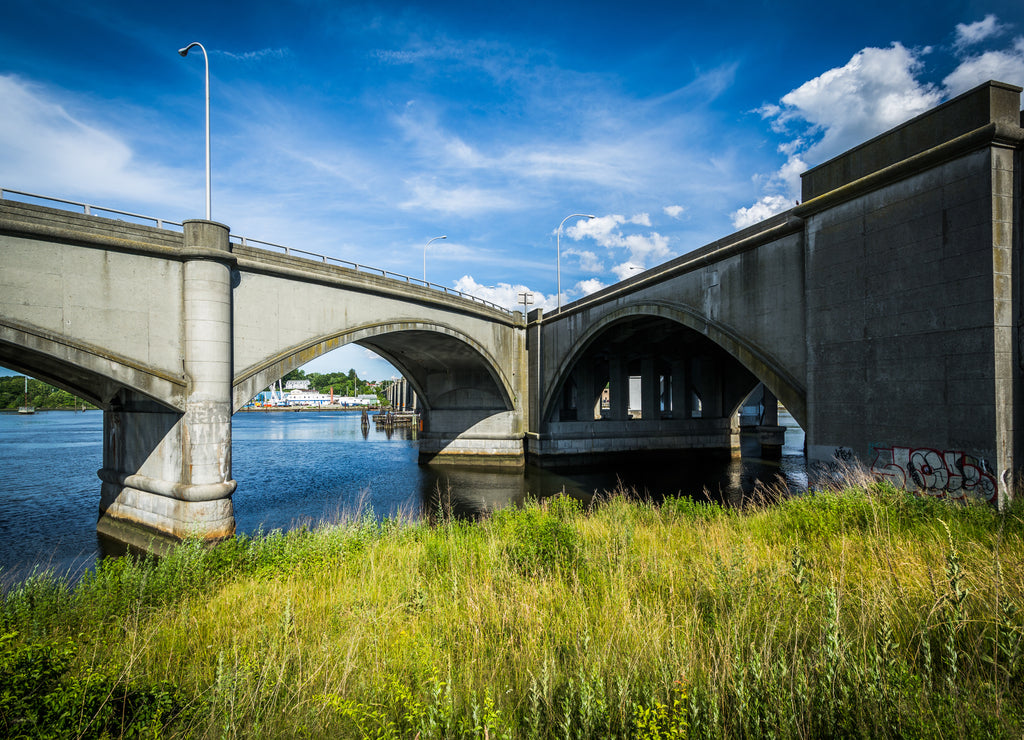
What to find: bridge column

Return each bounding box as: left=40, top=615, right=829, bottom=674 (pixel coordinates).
left=573, top=362, right=598, bottom=420
left=756, top=387, right=786, bottom=459
left=608, top=357, right=629, bottom=420
left=97, top=220, right=236, bottom=546
left=670, top=359, right=689, bottom=418
left=640, top=357, right=658, bottom=420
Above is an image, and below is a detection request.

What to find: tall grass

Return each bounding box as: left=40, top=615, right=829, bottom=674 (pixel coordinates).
left=1, top=478, right=1022, bottom=738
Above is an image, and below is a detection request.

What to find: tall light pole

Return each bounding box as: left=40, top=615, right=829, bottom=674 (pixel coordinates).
left=556, top=213, right=595, bottom=312
left=423, top=235, right=447, bottom=283
left=178, top=42, right=211, bottom=220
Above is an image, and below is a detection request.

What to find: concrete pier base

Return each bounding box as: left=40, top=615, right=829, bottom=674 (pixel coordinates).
left=529, top=418, right=740, bottom=467
left=418, top=435, right=526, bottom=467
left=417, top=409, right=526, bottom=467
left=757, top=425, right=787, bottom=459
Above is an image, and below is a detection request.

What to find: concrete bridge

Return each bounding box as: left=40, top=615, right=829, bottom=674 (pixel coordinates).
left=531, top=80, right=1024, bottom=509
left=1, top=80, right=1022, bottom=546
left=0, top=205, right=525, bottom=545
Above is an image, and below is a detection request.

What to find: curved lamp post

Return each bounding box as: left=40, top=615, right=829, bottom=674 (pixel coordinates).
left=178, top=42, right=211, bottom=220
left=423, top=235, right=447, bottom=283
left=556, top=213, right=596, bottom=311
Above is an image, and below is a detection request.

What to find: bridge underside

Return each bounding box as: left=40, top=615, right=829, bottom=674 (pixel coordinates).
left=531, top=316, right=785, bottom=466
left=360, top=330, right=524, bottom=467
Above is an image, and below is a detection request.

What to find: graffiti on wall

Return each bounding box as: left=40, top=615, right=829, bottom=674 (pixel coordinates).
left=869, top=446, right=997, bottom=503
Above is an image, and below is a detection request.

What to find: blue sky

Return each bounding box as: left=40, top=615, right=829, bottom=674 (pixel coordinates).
left=2, top=0, right=1023, bottom=378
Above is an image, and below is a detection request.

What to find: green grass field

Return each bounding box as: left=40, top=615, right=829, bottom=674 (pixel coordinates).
left=2, top=474, right=1022, bottom=738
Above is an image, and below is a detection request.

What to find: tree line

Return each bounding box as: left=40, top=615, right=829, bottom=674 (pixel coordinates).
left=275, top=368, right=387, bottom=404
left=1, top=368, right=391, bottom=410
left=0, top=376, right=95, bottom=410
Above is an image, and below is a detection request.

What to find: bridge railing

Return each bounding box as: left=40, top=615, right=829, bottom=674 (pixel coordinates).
left=0, top=188, right=513, bottom=316
left=0, top=188, right=184, bottom=231
left=231, top=235, right=512, bottom=315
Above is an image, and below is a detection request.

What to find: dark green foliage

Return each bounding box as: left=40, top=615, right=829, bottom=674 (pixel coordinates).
left=0, top=632, right=190, bottom=739
left=491, top=496, right=583, bottom=575
left=0, top=377, right=95, bottom=410
left=659, top=494, right=726, bottom=523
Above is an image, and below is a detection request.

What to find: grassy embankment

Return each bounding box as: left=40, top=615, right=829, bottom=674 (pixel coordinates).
left=2, top=474, right=1023, bottom=738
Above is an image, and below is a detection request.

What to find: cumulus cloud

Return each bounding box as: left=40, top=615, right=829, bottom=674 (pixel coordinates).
left=453, top=275, right=557, bottom=312
left=954, top=15, right=1007, bottom=50
left=563, top=247, right=604, bottom=272
left=611, top=262, right=644, bottom=281
left=663, top=205, right=685, bottom=219
left=565, top=213, right=670, bottom=268
left=730, top=195, right=792, bottom=229
left=772, top=43, right=941, bottom=166
left=575, top=278, right=606, bottom=296
left=943, top=36, right=1024, bottom=97
left=736, top=17, right=1024, bottom=230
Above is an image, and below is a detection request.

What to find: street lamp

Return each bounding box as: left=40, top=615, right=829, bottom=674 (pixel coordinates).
left=178, top=41, right=211, bottom=220
left=423, top=235, right=447, bottom=283
left=556, top=213, right=596, bottom=312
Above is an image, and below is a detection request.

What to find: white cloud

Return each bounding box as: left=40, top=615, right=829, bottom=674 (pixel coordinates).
left=218, top=47, right=290, bottom=63
left=564, top=213, right=671, bottom=270
left=735, top=41, right=945, bottom=226
left=399, top=178, right=520, bottom=214
left=0, top=74, right=190, bottom=209
left=775, top=43, right=941, bottom=165
left=943, top=38, right=1024, bottom=96
left=575, top=278, right=606, bottom=296
left=954, top=15, right=1007, bottom=50
left=453, top=275, right=557, bottom=312
left=730, top=195, right=791, bottom=229
left=563, top=247, right=604, bottom=272
left=738, top=18, right=1024, bottom=231
left=663, top=205, right=685, bottom=219
left=611, top=262, right=644, bottom=281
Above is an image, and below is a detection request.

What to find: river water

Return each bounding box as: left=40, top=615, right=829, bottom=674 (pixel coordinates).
left=0, top=409, right=805, bottom=580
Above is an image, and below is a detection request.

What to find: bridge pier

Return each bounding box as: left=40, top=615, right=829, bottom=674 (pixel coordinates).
left=97, top=220, right=236, bottom=544
left=528, top=418, right=740, bottom=467
left=755, top=387, right=786, bottom=459
left=418, top=409, right=525, bottom=467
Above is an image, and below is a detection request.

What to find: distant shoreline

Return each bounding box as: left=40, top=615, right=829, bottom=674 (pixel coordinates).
left=237, top=405, right=394, bottom=413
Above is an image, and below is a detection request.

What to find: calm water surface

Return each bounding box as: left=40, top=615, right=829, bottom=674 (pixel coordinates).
left=0, top=409, right=805, bottom=579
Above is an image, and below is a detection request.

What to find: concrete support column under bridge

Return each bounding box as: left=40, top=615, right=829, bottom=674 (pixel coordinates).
left=97, top=220, right=236, bottom=545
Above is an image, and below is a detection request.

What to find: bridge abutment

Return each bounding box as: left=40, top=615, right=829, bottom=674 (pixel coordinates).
left=97, top=220, right=237, bottom=543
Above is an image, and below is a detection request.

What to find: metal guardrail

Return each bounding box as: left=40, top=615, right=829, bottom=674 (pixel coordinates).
left=0, top=188, right=513, bottom=316
left=0, top=187, right=184, bottom=231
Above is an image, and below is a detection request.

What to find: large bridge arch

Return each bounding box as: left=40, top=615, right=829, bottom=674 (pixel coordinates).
left=541, top=301, right=806, bottom=429
left=232, top=320, right=517, bottom=415
left=0, top=320, right=186, bottom=410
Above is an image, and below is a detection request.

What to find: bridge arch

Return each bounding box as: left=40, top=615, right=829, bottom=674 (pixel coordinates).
left=232, top=319, right=517, bottom=414
left=543, top=301, right=806, bottom=428
left=0, top=320, right=186, bottom=410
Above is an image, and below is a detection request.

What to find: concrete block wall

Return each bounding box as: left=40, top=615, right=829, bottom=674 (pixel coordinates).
left=799, top=81, right=1024, bottom=506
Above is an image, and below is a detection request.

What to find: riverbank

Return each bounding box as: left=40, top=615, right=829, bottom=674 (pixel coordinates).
left=2, top=476, right=1021, bottom=738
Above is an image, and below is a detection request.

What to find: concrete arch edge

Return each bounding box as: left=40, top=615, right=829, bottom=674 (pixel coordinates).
left=541, top=301, right=806, bottom=428
left=0, top=320, right=186, bottom=410
left=232, top=320, right=518, bottom=414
